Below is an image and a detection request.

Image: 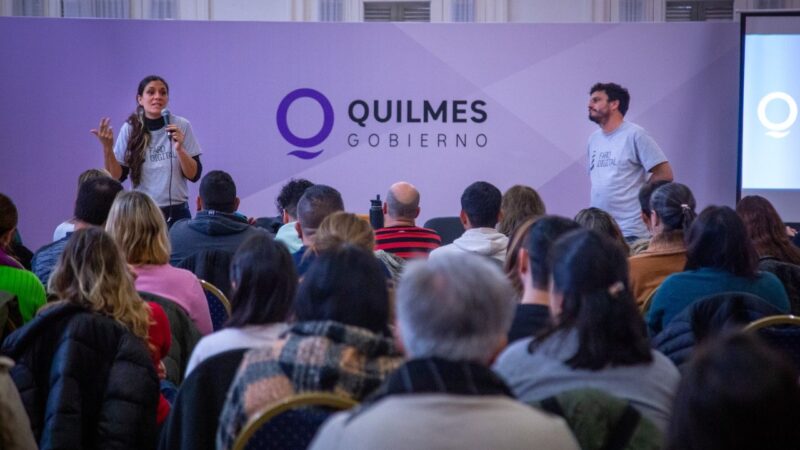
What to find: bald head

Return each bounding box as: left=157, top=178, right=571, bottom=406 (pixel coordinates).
left=386, top=182, right=421, bottom=221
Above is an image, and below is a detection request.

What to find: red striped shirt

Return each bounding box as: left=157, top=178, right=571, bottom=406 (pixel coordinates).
left=375, top=226, right=442, bottom=259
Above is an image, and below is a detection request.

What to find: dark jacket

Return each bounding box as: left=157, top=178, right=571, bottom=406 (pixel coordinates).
left=158, top=348, right=247, bottom=450
left=0, top=303, right=159, bottom=450
left=169, top=210, right=265, bottom=266
left=651, top=292, right=781, bottom=370
left=759, top=257, right=800, bottom=315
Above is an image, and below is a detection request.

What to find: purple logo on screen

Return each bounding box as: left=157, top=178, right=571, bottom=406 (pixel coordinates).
left=277, top=88, right=334, bottom=159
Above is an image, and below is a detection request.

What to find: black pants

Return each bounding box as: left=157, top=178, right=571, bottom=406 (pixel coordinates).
left=160, top=202, right=191, bottom=229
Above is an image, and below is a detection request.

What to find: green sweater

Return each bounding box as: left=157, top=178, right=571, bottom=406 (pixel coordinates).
left=0, top=265, right=46, bottom=322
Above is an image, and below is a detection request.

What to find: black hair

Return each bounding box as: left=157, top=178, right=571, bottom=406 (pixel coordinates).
left=650, top=182, right=696, bottom=233
left=638, top=179, right=671, bottom=214
left=74, top=177, right=124, bottom=226
left=460, top=181, right=502, bottom=228
left=276, top=178, right=314, bottom=218
left=200, top=170, right=237, bottom=213
left=534, top=229, right=652, bottom=370
left=685, top=206, right=758, bottom=278
left=527, top=216, right=581, bottom=289
left=296, top=184, right=344, bottom=233
left=590, top=82, right=630, bottom=116
left=666, top=332, right=800, bottom=450
left=226, top=233, right=297, bottom=327
left=293, top=245, right=389, bottom=334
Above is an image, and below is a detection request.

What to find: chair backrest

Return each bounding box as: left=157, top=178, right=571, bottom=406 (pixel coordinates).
left=532, top=388, right=662, bottom=450
left=744, top=315, right=800, bottom=371
left=176, top=249, right=234, bottom=299
left=158, top=348, right=248, bottom=450
left=138, top=291, right=203, bottom=385
left=200, top=279, right=232, bottom=331
left=232, top=392, right=358, bottom=450
left=422, top=217, right=464, bottom=246
left=758, top=259, right=800, bottom=315
left=254, top=216, right=283, bottom=235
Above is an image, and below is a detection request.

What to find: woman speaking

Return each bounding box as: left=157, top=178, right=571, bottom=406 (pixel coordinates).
left=93, top=75, right=202, bottom=225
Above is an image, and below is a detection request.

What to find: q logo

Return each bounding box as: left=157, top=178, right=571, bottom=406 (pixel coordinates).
left=277, top=88, right=334, bottom=159
left=757, top=91, right=797, bottom=139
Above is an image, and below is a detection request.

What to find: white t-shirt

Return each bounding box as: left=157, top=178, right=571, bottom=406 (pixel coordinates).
left=113, top=115, right=202, bottom=207
left=587, top=121, right=667, bottom=238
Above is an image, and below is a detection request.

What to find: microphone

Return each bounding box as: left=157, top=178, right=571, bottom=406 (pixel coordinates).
left=161, top=108, right=171, bottom=125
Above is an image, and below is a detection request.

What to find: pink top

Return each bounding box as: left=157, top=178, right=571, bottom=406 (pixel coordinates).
left=132, top=264, right=213, bottom=335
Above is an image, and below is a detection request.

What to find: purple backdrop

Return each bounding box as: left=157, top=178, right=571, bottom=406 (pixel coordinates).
left=0, top=18, right=740, bottom=250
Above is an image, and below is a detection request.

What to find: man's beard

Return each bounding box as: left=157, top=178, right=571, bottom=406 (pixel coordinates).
left=588, top=113, right=601, bottom=124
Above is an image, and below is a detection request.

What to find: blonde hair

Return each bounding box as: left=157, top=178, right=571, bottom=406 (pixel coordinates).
left=105, top=191, right=171, bottom=265
left=49, top=227, right=151, bottom=342
left=313, top=212, right=375, bottom=253
left=498, top=185, right=546, bottom=237
left=77, top=168, right=112, bottom=188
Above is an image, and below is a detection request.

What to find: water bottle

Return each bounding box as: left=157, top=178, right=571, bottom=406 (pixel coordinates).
left=369, top=195, right=384, bottom=229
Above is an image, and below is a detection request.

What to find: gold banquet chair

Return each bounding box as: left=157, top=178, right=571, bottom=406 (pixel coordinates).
left=232, top=392, right=358, bottom=450
left=744, top=315, right=800, bottom=371
left=199, top=279, right=232, bottom=331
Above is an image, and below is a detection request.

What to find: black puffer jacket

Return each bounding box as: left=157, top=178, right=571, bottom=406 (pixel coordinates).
left=0, top=303, right=158, bottom=450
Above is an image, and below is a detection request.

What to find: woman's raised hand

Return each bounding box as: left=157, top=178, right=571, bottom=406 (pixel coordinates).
left=91, top=117, right=114, bottom=149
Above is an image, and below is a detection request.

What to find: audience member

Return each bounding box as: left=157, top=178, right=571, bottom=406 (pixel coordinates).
left=0, top=355, right=37, bottom=450
left=169, top=170, right=265, bottom=265
left=429, top=181, right=507, bottom=263
left=216, top=245, right=402, bottom=450
left=497, top=184, right=546, bottom=237
left=106, top=191, right=213, bottom=335
left=494, top=229, right=679, bottom=432
left=737, top=195, right=800, bottom=313
left=647, top=206, right=789, bottom=334
left=32, top=176, right=123, bottom=288
left=1, top=228, right=160, bottom=449
left=666, top=333, right=800, bottom=450
left=574, top=206, right=629, bottom=254
left=51, top=168, right=112, bottom=241
left=629, top=182, right=696, bottom=309
left=185, top=233, right=296, bottom=375
left=507, top=216, right=581, bottom=343
left=311, top=252, right=579, bottom=450
left=274, top=178, right=314, bottom=253
left=313, top=211, right=398, bottom=280
left=292, top=184, right=345, bottom=275
left=0, top=194, right=45, bottom=323
left=637, top=179, right=671, bottom=241
left=374, top=181, right=442, bottom=259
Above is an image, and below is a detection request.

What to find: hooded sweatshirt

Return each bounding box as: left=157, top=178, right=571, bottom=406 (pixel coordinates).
left=169, top=210, right=266, bottom=265
left=428, top=227, right=508, bottom=263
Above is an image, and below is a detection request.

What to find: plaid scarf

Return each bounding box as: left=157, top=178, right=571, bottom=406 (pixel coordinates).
left=216, top=320, right=402, bottom=450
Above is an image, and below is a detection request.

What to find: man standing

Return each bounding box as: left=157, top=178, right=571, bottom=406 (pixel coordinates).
left=374, top=181, right=441, bottom=259
left=587, top=82, right=673, bottom=240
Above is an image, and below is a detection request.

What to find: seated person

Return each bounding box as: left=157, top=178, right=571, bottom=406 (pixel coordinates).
left=374, top=181, right=441, bottom=259
left=169, top=170, right=265, bottom=265
left=429, top=181, right=508, bottom=263
left=292, top=185, right=344, bottom=276
left=0, top=193, right=45, bottom=322
left=312, top=252, right=578, bottom=450
left=106, top=191, right=212, bottom=335
left=574, top=207, right=630, bottom=253
left=497, top=184, right=546, bottom=237
left=215, top=245, right=403, bottom=450
left=185, top=233, right=296, bottom=375
left=666, top=333, right=800, bottom=450
left=647, top=206, right=789, bottom=334
left=506, top=216, right=580, bottom=343
left=629, top=182, right=696, bottom=309
left=494, top=229, right=680, bottom=432
left=51, top=168, right=112, bottom=241
left=274, top=178, right=314, bottom=253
